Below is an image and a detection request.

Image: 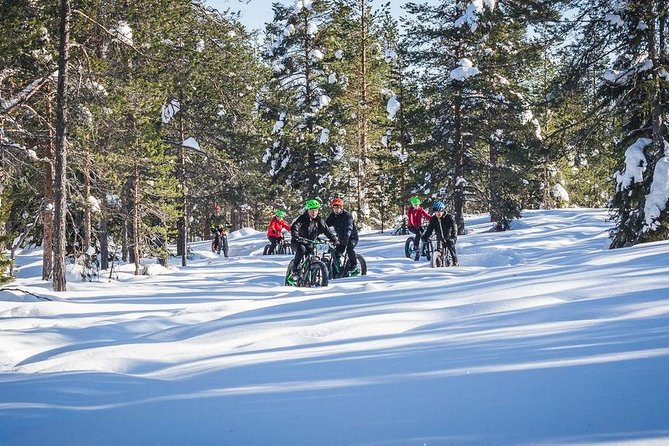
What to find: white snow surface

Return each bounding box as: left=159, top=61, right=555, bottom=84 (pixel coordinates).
left=2, top=209, right=669, bottom=445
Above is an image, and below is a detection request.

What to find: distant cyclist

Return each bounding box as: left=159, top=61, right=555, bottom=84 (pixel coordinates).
left=407, top=196, right=431, bottom=255
left=325, top=197, right=360, bottom=276
left=266, top=209, right=291, bottom=255
left=209, top=205, right=232, bottom=257
left=288, top=199, right=338, bottom=284
left=422, top=201, right=458, bottom=266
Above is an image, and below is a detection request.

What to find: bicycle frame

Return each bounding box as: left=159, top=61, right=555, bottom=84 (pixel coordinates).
left=288, top=239, right=329, bottom=287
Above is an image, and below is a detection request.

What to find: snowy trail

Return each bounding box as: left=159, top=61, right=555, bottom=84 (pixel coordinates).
left=1, top=209, right=669, bottom=445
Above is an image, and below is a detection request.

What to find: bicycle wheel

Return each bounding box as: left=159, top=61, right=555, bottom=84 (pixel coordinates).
left=405, top=237, right=416, bottom=258
left=356, top=254, right=367, bottom=275
left=422, top=239, right=433, bottom=261
left=431, top=250, right=443, bottom=268
left=307, top=260, right=329, bottom=287
left=283, top=243, right=293, bottom=255
left=285, top=260, right=296, bottom=286
left=263, top=244, right=271, bottom=255
left=324, top=255, right=335, bottom=279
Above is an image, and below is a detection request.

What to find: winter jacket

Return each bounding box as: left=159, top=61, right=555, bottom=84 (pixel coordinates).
left=267, top=216, right=291, bottom=238
left=291, top=211, right=338, bottom=243
left=407, top=206, right=431, bottom=228
left=210, top=213, right=231, bottom=232
left=325, top=210, right=359, bottom=245
left=423, top=213, right=457, bottom=243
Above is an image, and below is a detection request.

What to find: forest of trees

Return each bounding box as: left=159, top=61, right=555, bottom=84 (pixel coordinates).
left=1, top=0, right=667, bottom=290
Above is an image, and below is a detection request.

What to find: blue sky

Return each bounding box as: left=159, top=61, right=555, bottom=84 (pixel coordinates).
left=205, top=0, right=413, bottom=31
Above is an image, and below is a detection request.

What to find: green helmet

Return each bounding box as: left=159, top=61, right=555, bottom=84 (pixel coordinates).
left=305, top=199, right=321, bottom=210
left=275, top=210, right=286, bottom=218
left=409, top=196, right=421, bottom=205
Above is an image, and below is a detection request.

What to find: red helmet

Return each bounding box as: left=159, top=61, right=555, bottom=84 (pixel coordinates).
left=331, top=198, right=344, bottom=207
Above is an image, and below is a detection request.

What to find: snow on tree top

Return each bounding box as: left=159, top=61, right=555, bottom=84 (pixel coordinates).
left=450, top=58, right=479, bottom=81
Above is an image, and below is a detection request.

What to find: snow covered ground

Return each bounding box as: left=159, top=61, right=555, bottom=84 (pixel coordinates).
left=1, top=208, right=669, bottom=446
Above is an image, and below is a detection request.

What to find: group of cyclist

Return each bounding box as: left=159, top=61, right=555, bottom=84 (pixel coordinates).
left=286, top=198, right=360, bottom=285
left=209, top=194, right=458, bottom=284
left=407, top=196, right=459, bottom=266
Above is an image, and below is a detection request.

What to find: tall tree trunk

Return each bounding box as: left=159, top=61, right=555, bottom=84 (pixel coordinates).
left=453, top=95, right=466, bottom=235
left=132, top=160, right=141, bottom=275
left=356, top=0, right=369, bottom=226
left=178, top=111, right=188, bottom=266
left=82, top=140, right=92, bottom=250
left=489, top=142, right=500, bottom=223
left=99, top=213, right=109, bottom=271
left=122, top=176, right=131, bottom=262
left=648, top=1, right=664, bottom=160
left=397, top=65, right=407, bottom=216
left=52, top=0, right=71, bottom=292
left=42, top=98, right=55, bottom=281
left=303, top=14, right=317, bottom=193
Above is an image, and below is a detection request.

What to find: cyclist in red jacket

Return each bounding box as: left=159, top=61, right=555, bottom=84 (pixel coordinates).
left=407, top=196, right=431, bottom=252
left=266, top=210, right=291, bottom=255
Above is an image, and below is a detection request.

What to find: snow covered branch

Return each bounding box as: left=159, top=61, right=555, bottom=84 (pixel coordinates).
left=0, top=73, right=55, bottom=116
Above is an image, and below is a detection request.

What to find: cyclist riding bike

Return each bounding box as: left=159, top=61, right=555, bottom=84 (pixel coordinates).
left=210, top=205, right=232, bottom=257
left=288, top=199, right=338, bottom=285
left=325, top=197, right=360, bottom=276
left=407, top=196, right=431, bottom=257
left=266, top=209, right=291, bottom=255
left=422, top=201, right=459, bottom=266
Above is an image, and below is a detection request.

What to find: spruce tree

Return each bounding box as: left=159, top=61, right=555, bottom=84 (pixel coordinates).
left=404, top=0, right=560, bottom=232
left=561, top=0, right=669, bottom=247
left=263, top=0, right=348, bottom=198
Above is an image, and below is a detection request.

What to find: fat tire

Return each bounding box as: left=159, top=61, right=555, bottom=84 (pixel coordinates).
left=307, top=260, right=329, bottom=287
left=431, top=251, right=443, bottom=268
left=285, top=260, right=296, bottom=286
left=423, top=239, right=433, bottom=261
left=405, top=237, right=415, bottom=258
left=356, top=254, right=367, bottom=275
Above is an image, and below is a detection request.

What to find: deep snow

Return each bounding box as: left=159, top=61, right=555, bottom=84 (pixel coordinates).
left=1, top=208, right=668, bottom=445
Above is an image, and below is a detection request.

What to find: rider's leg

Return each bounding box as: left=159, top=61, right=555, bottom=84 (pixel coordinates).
left=268, top=236, right=279, bottom=255
left=447, top=239, right=458, bottom=266
left=290, top=240, right=307, bottom=274
left=408, top=226, right=421, bottom=250
left=346, top=240, right=358, bottom=269
left=222, top=235, right=229, bottom=257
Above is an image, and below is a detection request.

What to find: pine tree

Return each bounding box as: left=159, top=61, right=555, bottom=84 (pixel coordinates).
left=263, top=0, right=348, bottom=198
left=404, top=0, right=560, bottom=233
left=561, top=0, right=668, bottom=247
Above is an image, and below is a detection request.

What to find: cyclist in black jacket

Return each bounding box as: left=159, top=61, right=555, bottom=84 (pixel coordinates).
left=325, top=197, right=360, bottom=275
left=289, top=199, right=338, bottom=284
left=422, top=201, right=459, bottom=266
